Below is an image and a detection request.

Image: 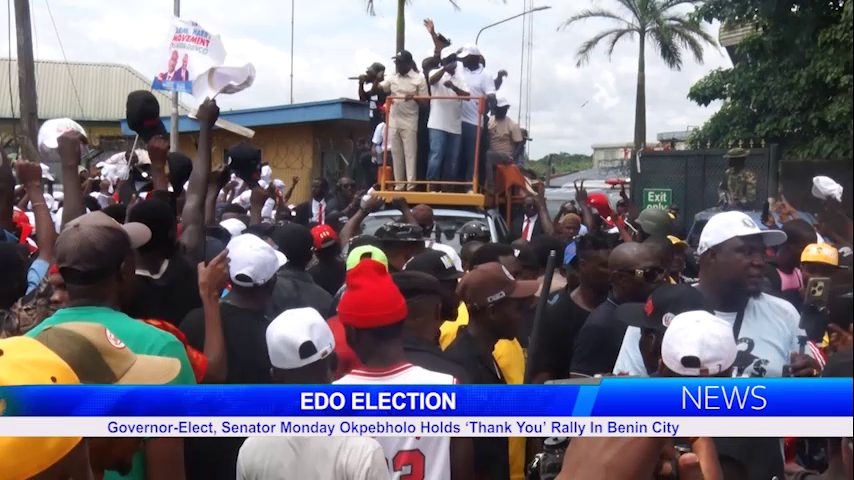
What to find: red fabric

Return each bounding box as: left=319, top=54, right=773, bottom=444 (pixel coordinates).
left=522, top=218, right=530, bottom=241
left=328, top=315, right=362, bottom=378
left=338, top=259, right=407, bottom=329
left=142, top=319, right=208, bottom=383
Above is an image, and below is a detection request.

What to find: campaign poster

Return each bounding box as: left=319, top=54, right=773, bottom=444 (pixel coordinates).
left=152, top=17, right=226, bottom=94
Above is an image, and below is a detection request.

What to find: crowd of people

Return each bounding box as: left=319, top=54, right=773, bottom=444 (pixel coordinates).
left=1, top=44, right=853, bottom=480
left=358, top=19, right=524, bottom=193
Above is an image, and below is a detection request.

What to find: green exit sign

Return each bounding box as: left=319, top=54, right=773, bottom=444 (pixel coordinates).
left=642, top=188, right=672, bottom=210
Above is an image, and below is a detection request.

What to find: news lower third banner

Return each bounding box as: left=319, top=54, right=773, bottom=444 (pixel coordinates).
left=1, top=379, right=851, bottom=437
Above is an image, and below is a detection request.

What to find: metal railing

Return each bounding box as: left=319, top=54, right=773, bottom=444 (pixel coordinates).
left=380, top=95, right=487, bottom=194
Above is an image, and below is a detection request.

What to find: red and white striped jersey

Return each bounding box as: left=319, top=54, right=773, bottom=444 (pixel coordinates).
left=334, top=363, right=456, bottom=480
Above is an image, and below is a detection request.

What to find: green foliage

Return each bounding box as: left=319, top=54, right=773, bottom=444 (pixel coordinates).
left=688, top=0, right=853, bottom=161
left=527, top=153, right=593, bottom=178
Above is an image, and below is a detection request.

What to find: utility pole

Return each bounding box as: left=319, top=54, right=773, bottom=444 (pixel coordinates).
left=170, top=0, right=180, bottom=152
left=289, top=0, right=295, bottom=104
left=14, top=0, right=39, bottom=152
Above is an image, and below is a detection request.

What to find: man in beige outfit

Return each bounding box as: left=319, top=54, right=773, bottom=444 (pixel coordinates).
left=375, top=50, right=428, bottom=191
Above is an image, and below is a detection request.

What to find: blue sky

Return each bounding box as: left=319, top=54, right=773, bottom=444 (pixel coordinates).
left=2, top=0, right=729, bottom=157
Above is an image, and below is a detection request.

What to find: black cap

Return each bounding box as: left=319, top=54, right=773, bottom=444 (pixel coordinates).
left=167, top=152, right=193, bottom=193
left=403, top=249, right=463, bottom=281
left=226, top=142, right=262, bottom=187
left=375, top=222, right=423, bottom=243
left=126, top=91, right=167, bottom=141
left=392, top=50, right=414, bottom=64
left=392, top=270, right=442, bottom=298
left=615, top=284, right=709, bottom=332
left=459, top=221, right=490, bottom=244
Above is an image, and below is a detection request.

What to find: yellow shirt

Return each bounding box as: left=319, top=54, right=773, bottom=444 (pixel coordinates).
left=439, top=303, right=526, bottom=480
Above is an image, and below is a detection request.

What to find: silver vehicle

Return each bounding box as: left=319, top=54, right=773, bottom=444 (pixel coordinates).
left=363, top=208, right=509, bottom=252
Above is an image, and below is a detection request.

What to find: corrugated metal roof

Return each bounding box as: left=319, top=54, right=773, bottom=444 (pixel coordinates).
left=0, top=58, right=189, bottom=121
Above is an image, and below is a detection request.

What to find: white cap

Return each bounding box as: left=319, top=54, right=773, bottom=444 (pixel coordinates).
left=440, top=46, right=457, bottom=61
left=272, top=179, right=285, bottom=189
left=261, top=165, right=273, bottom=184
left=696, top=211, right=787, bottom=255
left=52, top=191, right=64, bottom=203
left=457, top=43, right=481, bottom=59
left=39, top=163, right=55, bottom=182
left=266, top=307, right=335, bottom=369
left=661, top=310, right=737, bottom=376
left=37, top=118, right=87, bottom=150
left=496, top=96, right=510, bottom=108
left=219, top=217, right=247, bottom=237
left=226, top=234, right=280, bottom=287
left=812, top=176, right=843, bottom=202
left=232, top=190, right=251, bottom=209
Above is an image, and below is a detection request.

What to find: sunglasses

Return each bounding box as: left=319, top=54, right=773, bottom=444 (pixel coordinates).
left=617, top=266, right=666, bottom=283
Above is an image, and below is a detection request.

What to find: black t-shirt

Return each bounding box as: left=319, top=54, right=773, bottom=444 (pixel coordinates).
left=125, top=253, right=201, bottom=326
left=180, top=302, right=272, bottom=480
left=570, top=298, right=623, bottom=376
left=528, top=289, right=591, bottom=380
left=403, top=336, right=469, bottom=383
left=308, top=258, right=346, bottom=296
left=444, top=327, right=510, bottom=480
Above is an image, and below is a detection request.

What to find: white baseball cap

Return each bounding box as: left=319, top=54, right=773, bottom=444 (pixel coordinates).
left=266, top=307, right=335, bottom=369
left=440, top=46, right=457, bottom=61
left=457, top=43, right=481, bottom=59
left=661, top=310, right=737, bottom=376
left=226, top=234, right=280, bottom=287
left=696, top=210, right=787, bottom=255
left=39, top=163, right=55, bottom=182
left=496, top=96, right=510, bottom=108
left=219, top=218, right=247, bottom=237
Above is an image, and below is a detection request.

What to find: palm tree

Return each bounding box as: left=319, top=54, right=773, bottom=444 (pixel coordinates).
left=559, top=0, right=716, bottom=151
left=365, top=0, right=459, bottom=52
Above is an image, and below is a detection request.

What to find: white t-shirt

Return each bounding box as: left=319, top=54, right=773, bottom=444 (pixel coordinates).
left=427, top=67, right=467, bottom=134
left=335, top=363, right=456, bottom=480
left=613, top=292, right=816, bottom=378
left=237, top=436, right=390, bottom=480
left=232, top=190, right=275, bottom=218
left=460, top=66, right=495, bottom=125
left=372, top=122, right=388, bottom=155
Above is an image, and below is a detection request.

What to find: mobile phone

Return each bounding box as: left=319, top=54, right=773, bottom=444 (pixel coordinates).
left=804, top=277, right=831, bottom=308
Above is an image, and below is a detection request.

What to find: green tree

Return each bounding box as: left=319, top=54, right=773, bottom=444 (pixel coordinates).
left=688, top=0, right=852, bottom=160
left=559, top=0, right=716, bottom=151
left=365, top=0, right=459, bottom=52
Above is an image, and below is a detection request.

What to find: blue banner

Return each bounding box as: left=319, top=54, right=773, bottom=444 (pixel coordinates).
left=1, top=379, right=850, bottom=417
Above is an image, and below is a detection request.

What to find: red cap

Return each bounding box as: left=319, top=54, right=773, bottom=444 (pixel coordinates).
left=311, top=224, right=339, bottom=250
left=586, top=193, right=613, bottom=218
left=338, top=259, right=407, bottom=329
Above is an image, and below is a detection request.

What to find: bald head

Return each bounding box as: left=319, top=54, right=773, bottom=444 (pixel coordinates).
left=609, top=242, right=657, bottom=271
left=412, top=205, right=434, bottom=237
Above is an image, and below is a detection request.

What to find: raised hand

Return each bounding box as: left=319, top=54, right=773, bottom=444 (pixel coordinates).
left=198, top=249, right=230, bottom=299
left=57, top=130, right=86, bottom=168
left=196, top=98, right=220, bottom=130
left=147, top=135, right=169, bottom=166
left=423, top=18, right=435, bottom=34
left=15, top=160, right=43, bottom=187
left=574, top=180, right=588, bottom=205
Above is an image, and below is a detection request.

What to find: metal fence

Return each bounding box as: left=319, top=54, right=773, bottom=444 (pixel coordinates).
left=629, top=146, right=777, bottom=232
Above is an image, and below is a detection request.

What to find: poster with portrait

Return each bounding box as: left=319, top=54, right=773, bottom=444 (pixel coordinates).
left=152, top=17, right=226, bottom=94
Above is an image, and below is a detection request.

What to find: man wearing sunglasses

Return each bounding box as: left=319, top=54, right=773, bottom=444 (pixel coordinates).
left=570, top=242, right=666, bottom=377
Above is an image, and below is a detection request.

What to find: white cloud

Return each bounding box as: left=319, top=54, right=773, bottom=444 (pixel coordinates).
left=2, top=0, right=728, bottom=157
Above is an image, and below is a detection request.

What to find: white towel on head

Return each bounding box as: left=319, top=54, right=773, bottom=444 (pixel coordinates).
left=812, top=176, right=843, bottom=202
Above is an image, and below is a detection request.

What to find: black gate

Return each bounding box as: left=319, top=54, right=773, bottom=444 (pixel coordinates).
left=630, top=146, right=778, bottom=233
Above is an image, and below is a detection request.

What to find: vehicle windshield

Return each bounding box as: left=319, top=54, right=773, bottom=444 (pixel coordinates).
left=360, top=214, right=485, bottom=253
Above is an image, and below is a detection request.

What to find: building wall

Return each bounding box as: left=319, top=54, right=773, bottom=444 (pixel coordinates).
left=0, top=119, right=122, bottom=148
left=175, top=120, right=368, bottom=204
left=592, top=144, right=633, bottom=169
